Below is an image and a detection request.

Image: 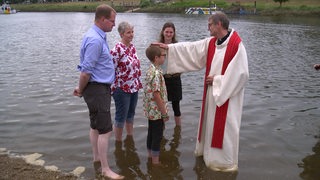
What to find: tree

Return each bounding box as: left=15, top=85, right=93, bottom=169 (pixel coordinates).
left=273, top=0, right=289, bottom=7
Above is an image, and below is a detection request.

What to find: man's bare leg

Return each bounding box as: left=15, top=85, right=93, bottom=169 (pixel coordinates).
left=90, top=129, right=101, bottom=174
left=90, top=129, right=100, bottom=161
left=98, top=132, right=124, bottom=179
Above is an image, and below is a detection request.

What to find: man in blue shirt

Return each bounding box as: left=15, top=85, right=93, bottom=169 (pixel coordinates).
left=73, top=4, right=124, bottom=180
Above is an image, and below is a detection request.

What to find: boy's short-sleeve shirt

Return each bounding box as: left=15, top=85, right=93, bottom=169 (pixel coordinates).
left=143, top=64, right=168, bottom=120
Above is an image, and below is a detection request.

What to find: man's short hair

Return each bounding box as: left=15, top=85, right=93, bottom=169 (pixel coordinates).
left=209, top=12, right=229, bottom=30
left=95, top=4, right=116, bottom=21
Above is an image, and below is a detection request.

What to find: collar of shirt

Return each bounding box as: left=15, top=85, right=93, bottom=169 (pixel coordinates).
left=217, top=30, right=231, bottom=45
left=92, top=24, right=106, bottom=41
left=151, top=63, right=163, bottom=74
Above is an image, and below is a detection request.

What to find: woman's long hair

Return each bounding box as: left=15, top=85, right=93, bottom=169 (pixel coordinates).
left=159, top=22, right=177, bottom=43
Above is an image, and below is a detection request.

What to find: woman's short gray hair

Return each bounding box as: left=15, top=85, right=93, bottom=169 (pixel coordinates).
left=118, top=21, right=133, bottom=34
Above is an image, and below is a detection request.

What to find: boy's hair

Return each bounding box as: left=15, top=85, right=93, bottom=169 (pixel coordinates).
left=145, top=45, right=162, bottom=62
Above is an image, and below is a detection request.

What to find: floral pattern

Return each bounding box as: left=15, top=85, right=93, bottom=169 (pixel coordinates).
left=143, top=64, right=168, bottom=120
left=110, top=42, right=142, bottom=93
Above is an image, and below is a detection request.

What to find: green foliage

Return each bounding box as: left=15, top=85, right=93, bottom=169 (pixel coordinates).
left=170, top=0, right=227, bottom=9
left=10, top=0, right=320, bottom=16
left=140, top=0, right=151, bottom=8
left=12, top=2, right=104, bottom=12
left=273, top=0, right=289, bottom=7
left=298, top=5, right=317, bottom=11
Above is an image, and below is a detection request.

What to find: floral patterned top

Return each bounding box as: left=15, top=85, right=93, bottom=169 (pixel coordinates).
left=143, top=63, right=168, bottom=120
left=110, top=42, right=142, bottom=93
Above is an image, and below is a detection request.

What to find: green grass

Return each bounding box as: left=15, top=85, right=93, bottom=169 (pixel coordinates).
left=238, top=0, right=320, bottom=15
left=138, top=0, right=320, bottom=16
left=10, top=0, right=320, bottom=16
left=253, top=0, right=320, bottom=16
left=12, top=2, right=109, bottom=12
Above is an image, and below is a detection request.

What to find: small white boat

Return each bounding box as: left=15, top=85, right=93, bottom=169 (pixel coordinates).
left=1, top=3, right=17, bottom=14
left=185, top=6, right=217, bottom=15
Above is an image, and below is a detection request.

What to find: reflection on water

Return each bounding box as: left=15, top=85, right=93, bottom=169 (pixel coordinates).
left=158, top=126, right=183, bottom=179
left=0, top=12, right=320, bottom=180
left=114, top=135, right=146, bottom=179
left=113, top=125, right=239, bottom=180
left=194, top=157, right=238, bottom=180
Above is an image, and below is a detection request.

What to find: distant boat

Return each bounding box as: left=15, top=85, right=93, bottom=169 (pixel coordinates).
left=185, top=6, right=217, bottom=15
left=1, top=3, right=17, bottom=14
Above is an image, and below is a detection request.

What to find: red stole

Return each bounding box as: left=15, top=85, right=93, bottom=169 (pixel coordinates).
left=198, top=31, right=241, bottom=149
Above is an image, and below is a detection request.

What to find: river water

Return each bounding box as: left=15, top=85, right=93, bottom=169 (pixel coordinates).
left=0, top=12, right=319, bottom=180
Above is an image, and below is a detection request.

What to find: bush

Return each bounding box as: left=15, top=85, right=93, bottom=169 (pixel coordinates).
left=140, top=0, right=151, bottom=8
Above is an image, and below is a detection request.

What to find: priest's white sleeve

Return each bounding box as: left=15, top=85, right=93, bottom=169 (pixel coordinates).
left=166, top=38, right=211, bottom=74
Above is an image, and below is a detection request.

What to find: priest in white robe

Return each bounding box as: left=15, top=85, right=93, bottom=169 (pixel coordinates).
left=162, top=12, right=249, bottom=171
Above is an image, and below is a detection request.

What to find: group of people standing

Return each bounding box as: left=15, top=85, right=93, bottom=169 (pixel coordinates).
left=73, top=3, right=249, bottom=179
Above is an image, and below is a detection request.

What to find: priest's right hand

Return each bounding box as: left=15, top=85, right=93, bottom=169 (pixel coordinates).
left=206, top=75, right=214, bottom=85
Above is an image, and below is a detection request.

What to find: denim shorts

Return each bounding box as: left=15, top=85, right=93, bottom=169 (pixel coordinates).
left=112, top=87, right=138, bottom=128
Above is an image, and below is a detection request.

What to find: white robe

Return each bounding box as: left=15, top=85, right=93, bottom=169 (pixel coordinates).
left=166, top=29, right=249, bottom=171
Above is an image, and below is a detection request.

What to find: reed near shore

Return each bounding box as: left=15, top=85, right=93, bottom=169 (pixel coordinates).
left=10, top=0, right=320, bottom=16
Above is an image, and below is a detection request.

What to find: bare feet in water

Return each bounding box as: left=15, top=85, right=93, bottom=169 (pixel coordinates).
left=102, top=169, right=124, bottom=180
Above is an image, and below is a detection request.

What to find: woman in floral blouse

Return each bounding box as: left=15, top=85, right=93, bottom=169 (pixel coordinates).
left=110, top=21, right=142, bottom=142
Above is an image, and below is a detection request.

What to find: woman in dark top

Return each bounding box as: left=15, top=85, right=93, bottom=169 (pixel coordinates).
left=159, top=22, right=182, bottom=126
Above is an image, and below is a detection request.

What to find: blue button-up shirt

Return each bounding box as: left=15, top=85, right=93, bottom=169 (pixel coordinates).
left=78, top=25, right=115, bottom=84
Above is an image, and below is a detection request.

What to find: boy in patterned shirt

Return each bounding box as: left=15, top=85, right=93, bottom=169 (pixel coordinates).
left=143, top=45, right=169, bottom=165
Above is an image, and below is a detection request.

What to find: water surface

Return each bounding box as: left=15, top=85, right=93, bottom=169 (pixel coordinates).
left=0, top=12, right=319, bottom=180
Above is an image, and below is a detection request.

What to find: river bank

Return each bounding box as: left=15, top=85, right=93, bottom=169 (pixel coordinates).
left=9, top=0, right=320, bottom=17
left=0, top=151, right=78, bottom=180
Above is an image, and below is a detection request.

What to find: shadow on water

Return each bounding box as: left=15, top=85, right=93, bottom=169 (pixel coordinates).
left=299, top=132, right=320, bottom=180
left=114, top=135, right=146, bottom=179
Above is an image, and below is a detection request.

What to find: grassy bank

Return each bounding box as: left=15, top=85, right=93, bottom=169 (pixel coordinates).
left=12, top=2, right=110, bottom=12
left=241, top=0, right=320, bottom=16
left=10, top=0, right=320, bottom=16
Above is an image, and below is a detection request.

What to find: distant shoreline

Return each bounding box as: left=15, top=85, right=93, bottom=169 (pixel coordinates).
left=9, top=1, right=320, bottom=17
